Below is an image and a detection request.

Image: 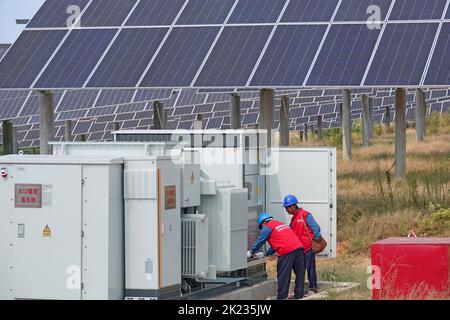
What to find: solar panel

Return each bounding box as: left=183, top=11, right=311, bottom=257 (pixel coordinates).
left=94, top=90, right=135, bottom=107
left=133, top=89, right=173, bottom=103
left=364, top=23, right=439, bottom=86
left=194, top=26, right=273, bottom=87
left=389, top=0, right=447, bottom=20
left=250, top=25, right=327, bottom=86
left=424, top=23, right=450, bottom=86
left=281, top=0, right=339, bottom=22
left=19, top=91, right=64, bottom=117
left=140, top=27, right=220, bottom=87
left=26, top=0, right=90, bottom=28
left=334, top=0, right=392, bottom=21
left=0, top=91, right=29, bottom=120
left=0, top=47, right=10, bottom=60
left=176, top=0, right=235, bottom=25
left=1, top=0, right=450, bottom=91
left=57, top=90, right=98, bottom=112
left=80, top=0, right=137, bottom=27
left=308, top=24, right=380, bottom=86
left=0, top=30, right=67, bottom=88
left=126, top=0, right=186, bottom=26
left=228, top=0, right=286, bottom=24
left=35, top=29, right=117, bottom=89
left=87, top=28, right=168, bottom=88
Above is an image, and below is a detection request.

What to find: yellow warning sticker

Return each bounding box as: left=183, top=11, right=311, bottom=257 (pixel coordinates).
left=43, top=225, right=51, bottom=238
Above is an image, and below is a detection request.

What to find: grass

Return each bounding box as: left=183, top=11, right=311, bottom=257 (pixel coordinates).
left=267, top=112, right=450, bottom=300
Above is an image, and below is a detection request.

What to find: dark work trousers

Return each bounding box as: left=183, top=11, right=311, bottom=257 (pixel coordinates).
left=305, top=249, right=318, bottom=291
left=277, top=248, right=305, bottom=300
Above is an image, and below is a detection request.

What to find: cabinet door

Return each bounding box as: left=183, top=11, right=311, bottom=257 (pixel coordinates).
left=266, top=148, right=337, bottom=258
left=12, top=164, right=82, bottom=300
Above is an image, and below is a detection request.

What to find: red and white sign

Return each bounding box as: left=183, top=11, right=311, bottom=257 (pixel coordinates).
left=165, top=186, right=176, bottom=210
left=15, top=184, right=42, bottom=208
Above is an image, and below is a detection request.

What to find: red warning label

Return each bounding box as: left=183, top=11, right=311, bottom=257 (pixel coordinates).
left=15, top=184, right=42, bottom=209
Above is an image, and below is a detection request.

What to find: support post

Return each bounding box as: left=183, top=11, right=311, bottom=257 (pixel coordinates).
left=64, top=120, right=73, bottom=142
left=368, top=97, right=374, bottom=139
left=303, top=124, right=308, bottom=142
left=230, top=93, right=241, bottom=130
left=280, top=96, right=290, bottom=147
left=385, top=106, right=391, bottom=130
left=2, top=120, right=14, bottom=155
left=259, top=89, right=275, bottom=147
left=395, top=88, right=407, bottom=178
left=153, top=101, right=164, bottom=130
left=317, top=115, right=323, bottom=141
left=342, top=89, right=352, bottom=160
left=194, top=114, right=203, bottom=130
left=299, top=130, right=304, bottom=142
left=415, top=89, right=426, bottom=142
left=361, top=95, right=371, bottom=147
left=112, top=122, right=120, bottom=132
left=39, top=91, right=54, bottom=155
left=12, top=126, right=18, bottom=154
left=163, top=110, right=168, bottom=130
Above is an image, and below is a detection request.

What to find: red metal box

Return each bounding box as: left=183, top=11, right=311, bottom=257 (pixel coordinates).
left=371, top=237, right=450, bottom=300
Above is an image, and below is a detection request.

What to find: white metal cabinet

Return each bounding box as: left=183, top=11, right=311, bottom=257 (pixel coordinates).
left=266, top=148, right=337, bottom=258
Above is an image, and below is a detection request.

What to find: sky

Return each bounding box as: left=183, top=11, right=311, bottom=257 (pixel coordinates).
left=0, top=0, right=45, bottom=44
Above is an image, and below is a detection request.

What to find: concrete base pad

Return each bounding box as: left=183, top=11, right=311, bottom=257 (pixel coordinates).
left=209, top=281, right=359, bottom=300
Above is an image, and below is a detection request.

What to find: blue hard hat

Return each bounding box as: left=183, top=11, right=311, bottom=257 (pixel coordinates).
left=283, top=195, right=299, bottom=208
left=258, top=213, right=273, bottom=228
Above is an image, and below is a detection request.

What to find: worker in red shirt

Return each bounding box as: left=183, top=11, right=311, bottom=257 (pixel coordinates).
left=247, top=213, right=305, bottom=300
left=283, top=195, right=322, bottom=295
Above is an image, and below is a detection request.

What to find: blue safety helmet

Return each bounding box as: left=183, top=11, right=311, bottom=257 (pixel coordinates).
left=258, top=213, right=273, bottom=229
left=283, top=195, right=299, bottom=208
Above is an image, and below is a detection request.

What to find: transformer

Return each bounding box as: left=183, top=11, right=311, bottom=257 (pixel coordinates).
left=0, top=129, right=337, bottom=300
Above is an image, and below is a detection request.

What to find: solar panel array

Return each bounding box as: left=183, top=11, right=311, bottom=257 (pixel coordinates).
left=2, top=87, right=449, bottom=148
left=1, top=0, right=450, bottom=90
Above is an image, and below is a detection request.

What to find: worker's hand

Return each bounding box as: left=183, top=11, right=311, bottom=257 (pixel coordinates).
left=247, top=250, right=253, bottom=259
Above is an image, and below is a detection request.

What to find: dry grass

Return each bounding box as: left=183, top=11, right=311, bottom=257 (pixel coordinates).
left=283, top=113, right=450, bottom=300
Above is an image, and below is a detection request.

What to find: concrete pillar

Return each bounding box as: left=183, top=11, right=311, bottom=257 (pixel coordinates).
left=64, top=120, right=73, bottom=142
left=361, top=95, right=371, bottom=147
left=395, top=88, right=407, bottom=178
left=112, top=122, right=120, bottom=131
left=317, top=115, right=323, bottom=141
left=153, top=101, right=164, bottom=130
left=303, top=124, right=308, bottom=142
left=2, top=120, right=14, bottom=155
left=299, top=130, right=304, bottom=142
left=259, top=89, right=275, bottom=147
left=163, top=111, right=168, bottom=130
left=342, top=89, right=352, bottom=160
left=39, top=91, right=54, bottom=155
left=368, top=97, right=374, bottom=139
left=280, top=96, right=290, bottom=147
left=415, top=89, right=426, bottom=142
left=230, top=93, right=241, bottom=130
left=193, top=114, right=203, bottom=130
left=385, top=106, right=391, bottom=130
left=12, top=127, right=18, bottom=154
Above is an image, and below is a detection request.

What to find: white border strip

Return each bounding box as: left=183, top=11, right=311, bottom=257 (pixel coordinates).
left=302, top=0, right=343, bottom=86
left=135, top=0, right=191, bottom=87
left=360, top=0, right=397, bottom=86
left=82, top=0, right=142, bottom=88
left=189, top=0, right=240, bottom=87
left=30, top=0, right=95, bottom=89
left=245, top=0, right=292, bottom=87
left=420, top=0, right=450, bottom=86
